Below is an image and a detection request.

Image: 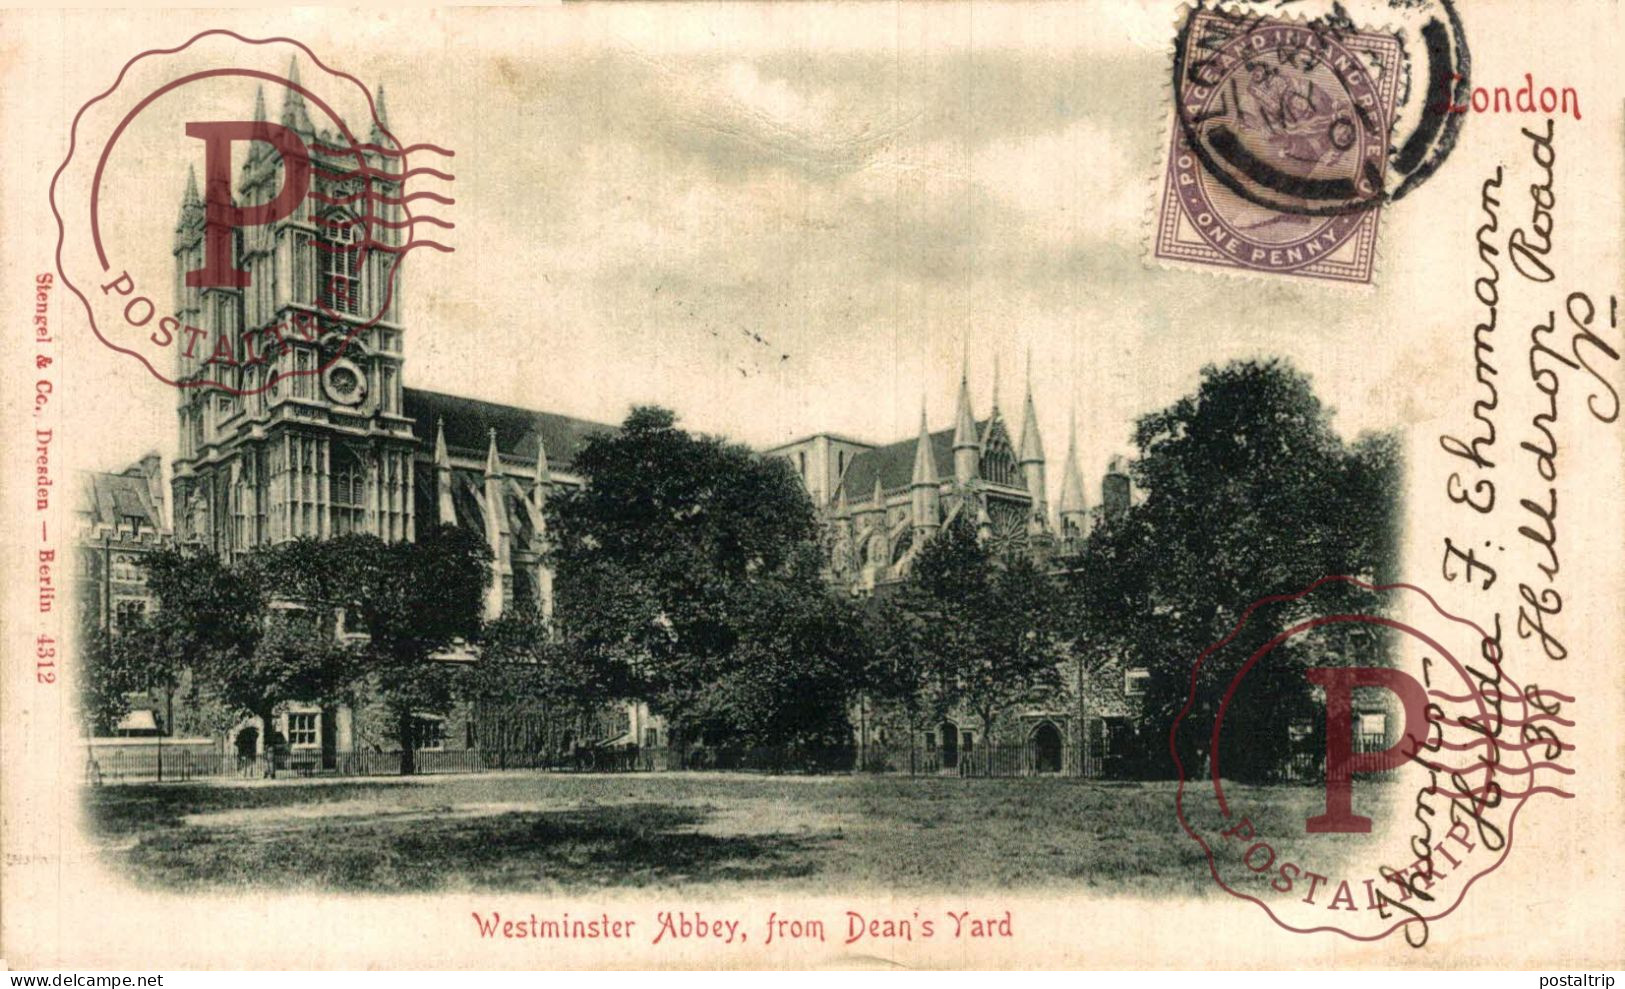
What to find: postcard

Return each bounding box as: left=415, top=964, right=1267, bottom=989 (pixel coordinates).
left=1, top=0, right=1621, bottom=971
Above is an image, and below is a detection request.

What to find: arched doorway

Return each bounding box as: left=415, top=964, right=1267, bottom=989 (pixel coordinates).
left=1031, top=722, right=1063, bottom=774
left=939, top=720, right=959, bottom=770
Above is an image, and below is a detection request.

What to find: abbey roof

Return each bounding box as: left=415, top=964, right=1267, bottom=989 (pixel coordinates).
left=403, top=388, right=614, bottom=471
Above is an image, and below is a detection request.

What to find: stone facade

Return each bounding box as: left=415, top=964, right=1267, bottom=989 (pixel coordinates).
left=81, top=64, right=1143, bottom=775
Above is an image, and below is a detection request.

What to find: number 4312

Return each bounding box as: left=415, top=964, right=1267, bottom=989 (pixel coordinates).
left=37, top=634, right=55, bottom=684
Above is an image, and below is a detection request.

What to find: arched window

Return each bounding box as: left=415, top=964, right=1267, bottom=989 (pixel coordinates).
left=332, top=447, right=367, bottom=536
left=981, top=420, right=1019, bottom=486
left=318, top=212, right=361, bottom=315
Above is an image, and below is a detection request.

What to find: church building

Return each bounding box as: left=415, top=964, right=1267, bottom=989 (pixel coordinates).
left=83, top=65, right=1143, bottom=775
left=767, top=359, right=1113, bottom=593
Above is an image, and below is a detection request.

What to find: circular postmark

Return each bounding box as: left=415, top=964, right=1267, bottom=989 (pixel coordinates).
left=1172, top=576, right=1573, bottom=945
left=1171, top=0, right=1469, bottom=218
left=50, top=30, right=454, bottom=395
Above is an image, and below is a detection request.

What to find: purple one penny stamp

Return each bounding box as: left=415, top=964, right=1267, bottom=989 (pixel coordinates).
left=1154, top=8, right=1405, bottom=284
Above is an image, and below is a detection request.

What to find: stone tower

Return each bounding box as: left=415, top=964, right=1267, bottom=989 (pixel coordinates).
left=170, top=61, right=417, bottom=556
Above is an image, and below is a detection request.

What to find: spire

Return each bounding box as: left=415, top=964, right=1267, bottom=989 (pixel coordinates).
left=1018, top=354, right=1045, bottom=465
left=952, top=359, right=980, bottom=486
left=952, top=369, right=978, bottom=451
left=991, top=352, right=1001, bottom=413
left=175, top=166, right=203, bottom=249
left=280, top=57, right=314, bottom=133
left=435, top=418, right=456, bottom=526
left=910, top=402, right=942, bottom=536
left=482, top=426, right=509, bottom=619
left=911, top=403, right=937, bottom=486
left=369, top=84, right=392, bottom=147
left=834, top=483, right=849, bottom=518
left=484, top=427, right=501, bottom=477
left=871, top=471, right=885, bottom=509
left=243, top=86, right=269, bottom=170
left=176, top=165, right=200, bottom=224
left=1057, top=411, right=1087, bottom=517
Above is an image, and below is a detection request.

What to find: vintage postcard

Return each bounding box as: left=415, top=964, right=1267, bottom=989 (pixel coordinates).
left=1, top=0, right=1622, bottom=973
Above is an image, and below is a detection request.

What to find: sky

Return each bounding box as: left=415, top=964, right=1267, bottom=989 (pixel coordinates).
left=70, top=4, right=1441, bottom=511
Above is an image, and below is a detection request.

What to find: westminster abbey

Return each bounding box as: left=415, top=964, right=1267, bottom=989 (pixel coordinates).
left=81, top=67, right=1142, bottom=773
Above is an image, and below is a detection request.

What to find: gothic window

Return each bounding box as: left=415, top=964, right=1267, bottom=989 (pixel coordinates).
left=985, top=497, right=1029, bottom=559
left=232, top=470, right=247, bottom=550
left=318, top=212, right=361, bottom=315
left=112, top=554, right=140, bottom=583
left=114, top=599, right=146, bottom=630
left=981, top=421, right=1019, bottom=487
left=332, top=447, right=367, bottom=536
left=254, top=452, right=269, bottom=544
left=295, top=349, right=314, bottom=399
left=512, top=566, right=536, bottom=612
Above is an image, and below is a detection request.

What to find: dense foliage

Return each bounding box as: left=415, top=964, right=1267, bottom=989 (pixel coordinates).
left=1062, top=359, right=1401, bottom=778
left=548, top=406, right=868, bottom=748
left=81, top=360, right=1396, bottom=780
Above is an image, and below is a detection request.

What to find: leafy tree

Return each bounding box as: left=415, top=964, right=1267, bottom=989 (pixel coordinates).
left=547, top=406, right=828, bottom=745
left=1065, top=359, right=1401, bottom=780
left=692, top=548, right=872, bottom=755
left=857, top=592, right=943, bottom=770
left=78, top=620, right=141, bottom=736
left=137, top=548, right=261, bottom=736
left=898, top=514, right=1065, bottom=774
left=466, top=606, right=629, bottom=762
left=234, top=610, right=359, bottom=770
left=340, top=524, right=490, bottom=774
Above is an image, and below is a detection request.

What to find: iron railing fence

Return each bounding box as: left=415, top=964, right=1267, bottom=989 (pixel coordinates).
left=84, top=732, right=1399, bottom=784
left=1277, top=731, right=1405, bottom=784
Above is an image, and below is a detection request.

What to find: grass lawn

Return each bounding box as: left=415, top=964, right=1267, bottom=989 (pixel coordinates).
left=84, top=772, right=1379, bottom=895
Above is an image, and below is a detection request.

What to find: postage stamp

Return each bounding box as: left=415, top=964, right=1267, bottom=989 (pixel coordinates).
left=1154, top=7, right=1406, bottom=283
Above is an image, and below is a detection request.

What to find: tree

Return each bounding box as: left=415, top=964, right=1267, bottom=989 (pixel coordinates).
left=78, top=619, right=141, bottom=736
left=857, top=592, right=943, bottom=771
left=898, top=514, right=1065, bottom=774
left=235, top=610, right=359, bottom=772
left=1065, top=359, right=1402, bottom=779
left=693, top=548, right=872, bottom=756
left=466, top=606, right=630, bottom=763
left=547, top=406, right=833, bottom=746
left=138, top=548, right=260, bottom=738
left=341, top=524, right=490, bottom=775
left=159, top=541, right=362, bottom=777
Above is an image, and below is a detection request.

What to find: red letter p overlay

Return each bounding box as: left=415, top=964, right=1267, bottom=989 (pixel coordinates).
left=185, top=121, right=311, bottom=288
left=1305, top=667, right=1429, bottom=834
